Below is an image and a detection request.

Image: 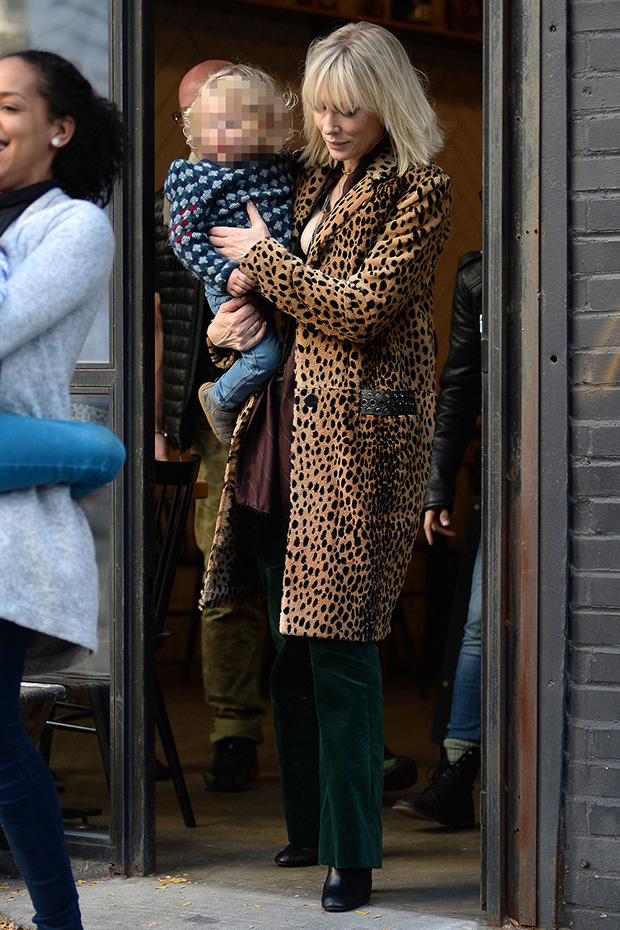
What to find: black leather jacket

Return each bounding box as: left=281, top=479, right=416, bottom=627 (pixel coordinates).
left=423, top=251, right=482, bottom=513
left=155, top=188, right=219, bottom=450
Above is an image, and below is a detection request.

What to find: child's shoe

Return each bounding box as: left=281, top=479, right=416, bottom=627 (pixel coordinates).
left=198, top=382, right=238, bottom=446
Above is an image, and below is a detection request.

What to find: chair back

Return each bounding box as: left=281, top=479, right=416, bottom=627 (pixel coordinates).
left=154, top=454, right=201, bottom=637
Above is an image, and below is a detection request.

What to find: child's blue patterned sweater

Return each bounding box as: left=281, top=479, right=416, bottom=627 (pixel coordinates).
left=164, top=152, right=295, bottom=294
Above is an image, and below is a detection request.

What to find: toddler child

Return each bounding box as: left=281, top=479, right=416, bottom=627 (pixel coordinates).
left=164, top=64, right=295, bottom=445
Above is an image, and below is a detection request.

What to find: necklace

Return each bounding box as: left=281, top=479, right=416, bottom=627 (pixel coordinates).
left=308, top=165, right=355, bottom=251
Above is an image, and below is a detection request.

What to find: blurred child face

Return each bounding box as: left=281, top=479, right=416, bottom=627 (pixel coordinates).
left=185, top=75, right=289, bottom=166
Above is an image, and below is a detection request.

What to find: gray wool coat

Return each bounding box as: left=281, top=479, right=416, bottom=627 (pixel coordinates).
left=0, top=188, right=115, bottom=673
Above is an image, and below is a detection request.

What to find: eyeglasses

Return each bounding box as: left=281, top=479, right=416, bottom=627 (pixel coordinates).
left=171, top=108, right=189, bottom=127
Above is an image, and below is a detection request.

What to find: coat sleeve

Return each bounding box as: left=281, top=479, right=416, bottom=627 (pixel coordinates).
left=0, top=203, right=114, bottom=360
left=423, top=256, right=482, bottom=513
left=239, top=170, right=451, bottom=344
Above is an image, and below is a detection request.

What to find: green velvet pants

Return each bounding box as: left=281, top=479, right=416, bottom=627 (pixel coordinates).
left=257, top=520, right=384, bottom=869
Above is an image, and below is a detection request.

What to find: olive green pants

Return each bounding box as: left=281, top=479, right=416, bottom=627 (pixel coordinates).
left=192, top=423, right=265, bottom=745
left=257, top=519, right=384, bottom=869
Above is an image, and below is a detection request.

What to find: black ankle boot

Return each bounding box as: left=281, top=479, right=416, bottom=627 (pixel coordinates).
left=321, top=866, right=372, bottom=912
left=275, top=843, right=319, bottom=867
left=393, top=744, right=480, bottom=829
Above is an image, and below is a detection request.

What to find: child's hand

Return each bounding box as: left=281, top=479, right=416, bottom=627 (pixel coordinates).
left=226, top=268, right=255, bottom=297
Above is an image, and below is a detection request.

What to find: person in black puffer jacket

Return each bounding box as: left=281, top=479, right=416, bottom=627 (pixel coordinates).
left=154, top=60, right=266, bottom=792
left=393, top=250, right=482, bottom=829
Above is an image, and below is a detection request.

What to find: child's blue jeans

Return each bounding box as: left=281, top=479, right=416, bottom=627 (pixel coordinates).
left=0, top=413, right=125, bottom=500
left=206, top=289, right=282, bottom=410
left=0, top=617, right=83, bottom=929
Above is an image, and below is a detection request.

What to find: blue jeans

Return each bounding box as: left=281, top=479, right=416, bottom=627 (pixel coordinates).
left=0, top=413, right=125, bottom=500
left=206, top=289, right=282, bottom=410
left=446, top=540, right=482, bottom=742
left=0, top=618, right=83, bottom=929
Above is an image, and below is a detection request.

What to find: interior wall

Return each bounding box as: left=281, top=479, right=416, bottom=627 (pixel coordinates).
left=154, top=0, right=482, bottom=378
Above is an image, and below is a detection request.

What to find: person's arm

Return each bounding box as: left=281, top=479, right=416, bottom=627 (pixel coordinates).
left=423, top=256, right=482, bottom=541
left=232, top=171, right=452, bottom=344
left=0, top=203, right=114, bottom=359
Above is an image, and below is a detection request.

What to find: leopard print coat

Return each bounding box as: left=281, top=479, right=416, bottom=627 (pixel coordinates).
left=200, top=146, right=451, bottom=642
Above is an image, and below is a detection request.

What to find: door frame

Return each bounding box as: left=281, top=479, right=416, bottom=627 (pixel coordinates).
left=482, top=0, right=569, bottom=925
left=63, top=0, right=156, bottom=874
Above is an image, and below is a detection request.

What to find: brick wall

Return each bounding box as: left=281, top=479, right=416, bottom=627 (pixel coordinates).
left=565, top=2, right=620, bottom=927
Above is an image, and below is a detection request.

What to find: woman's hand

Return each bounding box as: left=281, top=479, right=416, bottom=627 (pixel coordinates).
left=207, top=295, right=267, bottom=352
left=209, top=202, right=271, bottom=262
left=226, top=267, right=256, bottom=297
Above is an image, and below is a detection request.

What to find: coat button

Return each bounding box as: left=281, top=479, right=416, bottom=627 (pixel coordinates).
left=305, top=393, right=318, bottom=411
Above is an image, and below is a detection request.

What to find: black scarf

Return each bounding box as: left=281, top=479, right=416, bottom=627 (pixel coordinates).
left=0, top=180, right=58, bottom=238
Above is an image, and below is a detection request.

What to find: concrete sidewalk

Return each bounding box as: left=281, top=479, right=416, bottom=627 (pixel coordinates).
left=0, top=873, right=483, bottom=930
left=0, top=679, right=484, bottom=930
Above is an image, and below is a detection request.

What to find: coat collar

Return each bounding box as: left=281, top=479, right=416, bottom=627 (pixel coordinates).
left=293, top=145, right=399, bottom=262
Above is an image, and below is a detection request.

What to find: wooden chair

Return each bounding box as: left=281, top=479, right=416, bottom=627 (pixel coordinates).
left=19, top=683, right=66, bottom=747
left=36, top=454, right=202, bottom=828
left=152, top=454, right=202, bottom=827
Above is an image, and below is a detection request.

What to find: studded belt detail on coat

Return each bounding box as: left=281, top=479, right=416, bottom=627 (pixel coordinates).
left=359, top=389, right=418, bottom=416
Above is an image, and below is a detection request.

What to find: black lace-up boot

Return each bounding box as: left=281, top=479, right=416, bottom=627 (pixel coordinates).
left=392, top=744, right=480, bottom=828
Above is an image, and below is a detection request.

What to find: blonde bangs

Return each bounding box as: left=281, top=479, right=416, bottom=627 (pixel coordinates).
left=301, top=21, right=444, bottom=172
left=302, top=50, right=383, bottom=168
left=304, top=59, right=376, bottom=119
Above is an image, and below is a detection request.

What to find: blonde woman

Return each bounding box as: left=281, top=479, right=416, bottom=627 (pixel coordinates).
left=204, top=22, right=451, bottom=911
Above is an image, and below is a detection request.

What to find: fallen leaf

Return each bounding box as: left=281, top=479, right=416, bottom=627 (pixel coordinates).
left=355, top=910, right=368, bottom=915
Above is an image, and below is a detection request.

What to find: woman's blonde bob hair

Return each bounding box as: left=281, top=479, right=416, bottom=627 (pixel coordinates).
left=301, top=22, right=443, bottom=173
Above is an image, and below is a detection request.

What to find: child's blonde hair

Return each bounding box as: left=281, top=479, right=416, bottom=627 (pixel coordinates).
left=185, top=63, right=295, bottom=158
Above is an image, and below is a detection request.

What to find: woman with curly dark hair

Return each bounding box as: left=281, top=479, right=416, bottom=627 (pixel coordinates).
left=0, top=50, right=125, bottom=500
left=0, top=50, right=124, bottom=930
